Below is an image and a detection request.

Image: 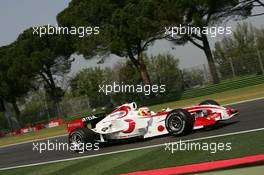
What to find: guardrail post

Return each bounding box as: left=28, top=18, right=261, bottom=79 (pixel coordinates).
left=203, top=64, right=209, bottom=83
left=229, top=57, right=236, bottom=78
left=257, top=50, right=264, bottom=75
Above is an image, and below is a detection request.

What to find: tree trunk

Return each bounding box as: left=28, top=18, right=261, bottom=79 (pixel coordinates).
left=1, top=99, right=15, bottom=130
left=43, top=66, right=63, bottom=115
left=11, top=100, right=22, bottom=125
left=137, top=52, right=152, bottom=85
left=55, top=102, right=62, bottom=118
left=127, top=51, right=152, bottom=85
left=201, top=33, right=220, bottom=84
left=45, top=66, right=57, bottom=90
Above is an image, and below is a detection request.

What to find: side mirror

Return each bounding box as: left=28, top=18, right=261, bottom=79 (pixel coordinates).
left=131, top=102, right=137, bottom=110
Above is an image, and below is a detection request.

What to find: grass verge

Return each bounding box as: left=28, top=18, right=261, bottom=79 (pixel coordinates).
left=0, top=84, right=264, bottom=147
left=1, top=129, right=264, bottom=175
left=150, top=84, right=264, bottom=111
left=0, top=125, right=66, bottom=147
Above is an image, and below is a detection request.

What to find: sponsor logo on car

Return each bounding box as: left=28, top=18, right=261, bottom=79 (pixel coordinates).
left=82, top=115, right=97, bottom=122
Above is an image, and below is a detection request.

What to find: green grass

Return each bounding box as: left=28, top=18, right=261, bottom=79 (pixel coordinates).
left=182, top=75, right=264, bottom=99
left=0, top=125, right=66, bottom=147
left=143, top=75, right=264, bottom=106
left=0, top=83, right=264, bottom=147
left=150, top=83, right=264, bottom=111
left=1, top=129, right=264, bottom=175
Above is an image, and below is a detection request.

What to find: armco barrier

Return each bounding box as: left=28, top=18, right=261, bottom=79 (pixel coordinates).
left=9, top=119, right=64, bottom=136
left=45, top=119, right=64, bottom=128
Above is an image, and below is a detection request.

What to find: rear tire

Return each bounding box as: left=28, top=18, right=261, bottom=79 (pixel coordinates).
left=199, top=99, right=220, bottom=106
left=165, top=109, right=194, bottom=136
left=69, top=128, right=98, bottom=152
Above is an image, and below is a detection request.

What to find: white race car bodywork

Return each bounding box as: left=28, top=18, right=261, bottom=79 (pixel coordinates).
left=93, top=103, right=168, bottom=141
left=67, top=101, right=239, bottom=145
left=88, top=102, right=237, bottom=142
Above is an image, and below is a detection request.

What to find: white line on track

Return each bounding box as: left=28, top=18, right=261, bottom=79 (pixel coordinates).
left=1, top=96, right=264, bottom=149
left=223, top=96, right=264, bottom=106
left=1, top=127, right=264, bottom=171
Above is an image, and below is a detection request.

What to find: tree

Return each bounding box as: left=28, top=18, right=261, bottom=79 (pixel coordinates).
left=255, top=26, right=264, bottom=51
left=168, top=0, right=254, bottom=84
left=57, top=0, right=182, bottom=85
left=14, top=27, right=74, bottom=108
left=0, top=45, right=35, bottom=124
left=230, top=0, right=264, bottom=17
left=70, top=67, right=111, bottom=107
left=146, top=54, right=182, bottom=93
left=115, top=60, right=142, bottom=85
left=0, top=112, right=9, bottom=131
left=182, top=68, right=205, bottom=88
left=213, top=22, right=263, bottom=77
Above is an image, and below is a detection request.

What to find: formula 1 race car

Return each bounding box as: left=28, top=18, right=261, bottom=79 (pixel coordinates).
left=66, top=100, right=239, bottom=147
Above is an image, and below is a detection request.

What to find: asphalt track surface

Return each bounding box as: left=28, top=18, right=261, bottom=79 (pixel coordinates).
left=0, top=99, right=264, bottom=169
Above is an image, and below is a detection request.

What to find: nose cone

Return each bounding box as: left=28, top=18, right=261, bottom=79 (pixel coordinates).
left=227, top=108, right=239, bottom=116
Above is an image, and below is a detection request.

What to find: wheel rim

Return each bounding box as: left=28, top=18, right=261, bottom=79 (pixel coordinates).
left=70, top=132, right=84, bottom=150
left=169, top=115, right=183, bottom=132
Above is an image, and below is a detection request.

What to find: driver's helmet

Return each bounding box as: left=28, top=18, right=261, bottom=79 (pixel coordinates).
left=138, top=107, right=151, bottom=116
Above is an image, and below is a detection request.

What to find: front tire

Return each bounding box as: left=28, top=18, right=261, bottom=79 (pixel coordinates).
left=165, top=109, right=194, bottom=136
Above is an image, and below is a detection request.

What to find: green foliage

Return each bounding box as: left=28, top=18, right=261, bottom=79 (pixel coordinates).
left=0, top=26, right=75, bottom=125
left=0, top=44, right=37, bottom=124
left=1, top=0, right=261, bottom=127
left=57, top=0, right=183, bottom=85
left=70, top=67, right=111, bottom=107
left=14, top=27, right=75, bottom=103
left=146, top=54, right=182, bottom=93
left=70, top=53, right=182, bottom=107
left=182, top=68, right=205, bottom=88
left=57, top=0, right=171, bottom=57
left=0, top=112, right=9, bottom=130
left=0, top=45, right=35, bottom=102
left=167, top=0, right=254, bottom=84
left=114, top=60, right=142, bottom=85
left=56, top=0, right=256, bottom=85
left=19, top=90, right=48, bottom=125
left=168, top=0, right=254, bottom=31
left=255, top=27, right=264, bottom=51
left=213, top=22, right=264, bottom=78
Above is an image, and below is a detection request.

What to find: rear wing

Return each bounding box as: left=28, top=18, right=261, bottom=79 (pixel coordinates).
left=66, top=115, right=105, bottom=134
